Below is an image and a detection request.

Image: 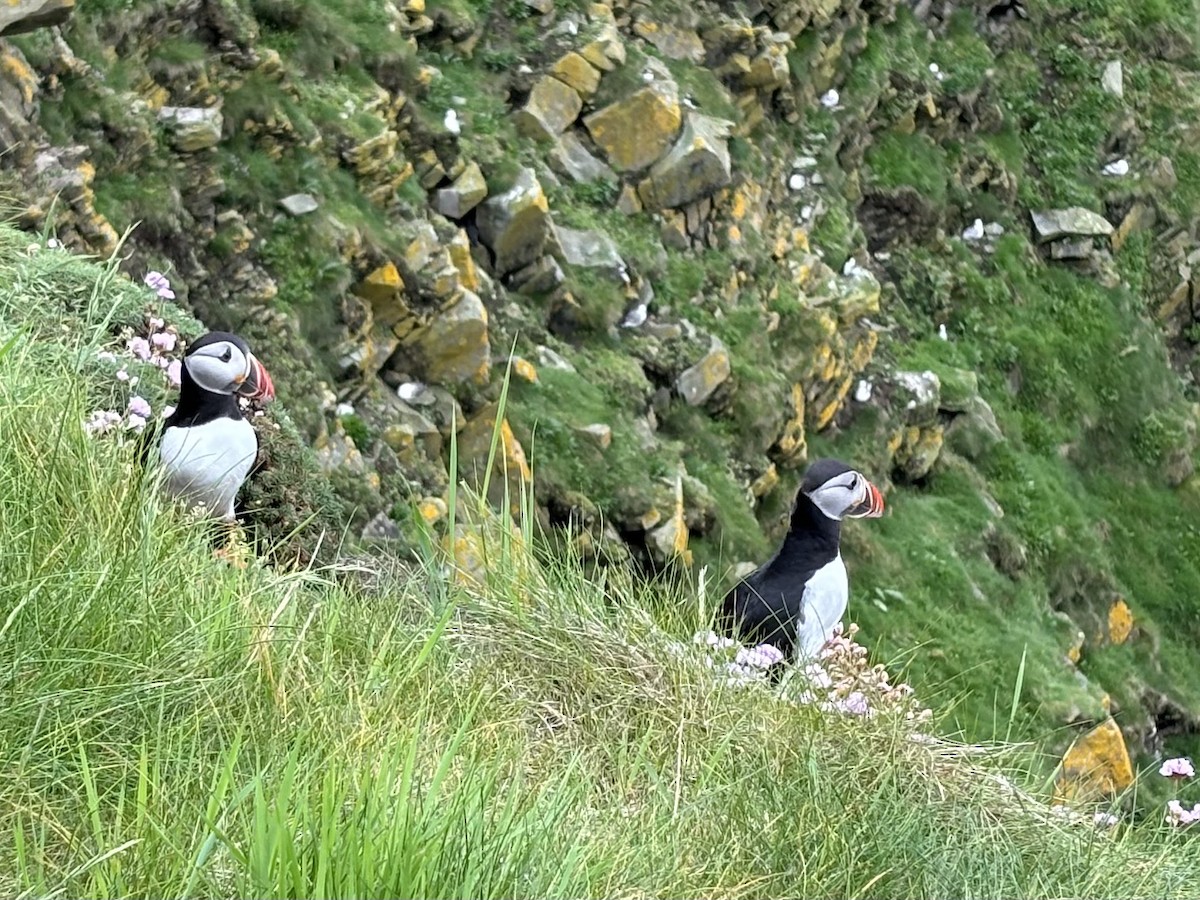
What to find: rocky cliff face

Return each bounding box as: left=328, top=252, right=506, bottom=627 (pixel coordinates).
left=5, top=0, right=1200, bottom=810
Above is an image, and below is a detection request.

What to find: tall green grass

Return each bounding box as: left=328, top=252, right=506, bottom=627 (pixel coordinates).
left=0, top=261, right=1198, bottom=897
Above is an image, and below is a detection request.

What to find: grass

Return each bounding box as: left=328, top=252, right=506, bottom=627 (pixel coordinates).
left=3, top=241, right=1200, bottom=897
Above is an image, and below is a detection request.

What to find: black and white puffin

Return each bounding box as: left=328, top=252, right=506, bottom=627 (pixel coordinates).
left=143, top=331, right=275, bottom=531
left=718, top=458, right=885, bottom=664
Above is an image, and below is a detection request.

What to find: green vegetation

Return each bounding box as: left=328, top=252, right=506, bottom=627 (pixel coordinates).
left=4, top=231, right=1200, bottom=897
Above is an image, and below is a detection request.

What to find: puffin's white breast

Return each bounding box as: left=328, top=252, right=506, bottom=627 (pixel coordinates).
left=159, top=417, right=258, bottom=521
left=795, top=554, right=849, bottom=660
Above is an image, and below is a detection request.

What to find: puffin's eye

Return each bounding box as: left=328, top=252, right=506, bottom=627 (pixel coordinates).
left=220, top=347, right=232, bottom=363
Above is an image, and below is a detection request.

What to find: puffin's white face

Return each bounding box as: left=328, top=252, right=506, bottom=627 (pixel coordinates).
left=184, top=339, right=275, bottom=401
left=807, top=469, right=885, bottom=521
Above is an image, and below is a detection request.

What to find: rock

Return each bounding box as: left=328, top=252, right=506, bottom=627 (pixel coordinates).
left=1053, top=717, right=1134, bottom=804
left=278, top=193, right=319, bottom=216
left=419, top=497, right=448, bottom=524
left=576, top=423, right=612, bottom=448
left=549, top=130, right=616, bottom=183
left=434, top=160, right=488, bottom=218
left=646, top=474, right=691, bottom=565
left=676, top=340, right=732, bottom=406
left=476, top=167, right=552, bottom=276
left=550, top=52, right=601, bottom=98
left=1108, top=598, right=1134, bottom=644
left=892, top=370, right=942, bottom=423
left=514, top=75, right=583, bottom=140
left=411, top=289, right=490, bottom=385
left=616, top=183, right=642, bottom=215
left=1030, top=207, right=1114, bottom=244
left=634, top=20, right=705, bottom=62
left=637, top=114, right=734, bottom=211
left=0, top=0, right=73, bottom=36
left=583, top=62, right=682, bottom=171
left=1101, top=60, right=1123, bottom=98
left=1147, top=155, right=1178, bottom=191
left=382, top=399, right=442, bottom=458
left=456, top=403, right=532, bottom=514
left=1113, top=201, right=1156, bottom=253
left=892, top=425, right=944, bottom=481
left=579, top=23, right=626, bottom=72
left=361, top=511, right=401, bottom=541
left=157, top=106, right=223, bottom=151
left=552, top=223, right=625, bottom=281
left=520, top=0, right=553, bottom=12
left=944, top=396, right=1004, bottom=461
left=535, top=344, right=576, bottom=372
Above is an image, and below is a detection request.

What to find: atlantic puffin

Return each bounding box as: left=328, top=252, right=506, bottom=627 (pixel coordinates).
left=718, top=458, right=885, bottom=665
left=142, top=331, right=275, bottom=547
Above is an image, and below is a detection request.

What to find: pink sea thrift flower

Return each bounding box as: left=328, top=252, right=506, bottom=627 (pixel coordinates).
left=148, top=316, right=165, bottom=330
left=839, top=691, right=870, bottom=716
left=152, top=331, right=177, bottom=352
left=128, top=336, right=151, bottom=361
left=96, top=350, right=116, bottom=363
left=1166, top=800, right=1200, bottom=827
left=128, top=396, right=151, bottom=418
left=166, top=359, right=182, bottom=387
left=1160, top=758, right=1195, bottom=779
left=144, top=271, right=176, bottom=300
left=126, top=413, right=147, bottom=432
left=736, top=644, right=785, bottom=670
left=115, top=368, right=130, bottom=382
left=1093, top=811, right=1119, bottom=828
left=84, top=409, right=122, bottom=436
left=161, top=405, right=176, bottom=419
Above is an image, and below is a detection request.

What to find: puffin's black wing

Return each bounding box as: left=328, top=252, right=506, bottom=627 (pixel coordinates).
left=718, top=559, right=818, bottom=661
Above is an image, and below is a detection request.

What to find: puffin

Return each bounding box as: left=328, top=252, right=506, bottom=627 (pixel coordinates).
left=718, top=458, right=885, bottom=666
left=142, top=331, right=275, bottom=553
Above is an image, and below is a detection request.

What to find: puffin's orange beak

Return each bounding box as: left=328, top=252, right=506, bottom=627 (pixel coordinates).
left=847, top=480, right=885, bottom=519
left=235, top=355, right=275, bottom=402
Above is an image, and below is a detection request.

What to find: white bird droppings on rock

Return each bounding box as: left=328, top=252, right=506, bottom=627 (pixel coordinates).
left=820, top=88, right=840, bottom=109
left=788, top=173, right=807, bottom=190
left=854, top=379, right=873, bottom=403
left=1102, top=158, right=1129, bottom=176
left=962, top=218, right=985, bottom=241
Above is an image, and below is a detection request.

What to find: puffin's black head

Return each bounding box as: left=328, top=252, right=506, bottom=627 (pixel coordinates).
left=183, top=331, right=275, bottom=402
left=799, top=457, right=885, bottom=521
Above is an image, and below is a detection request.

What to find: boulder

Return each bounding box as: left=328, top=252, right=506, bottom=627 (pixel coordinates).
left=514, top=75, right=583, bottom=141
left=278, top=193, right=318, bottom=216
left=0, top=0, right=73, bottom=36
left=1030, top=207, right=1114, bottom=244
left=476, top=167, right=552, bottom=276
left=579, top=23, right=626, bottom=72
left=1101, top=60, right=1123, bottom=97
left=676, top=339, right=732, bottom=406
left=637, top=114, right=734, bottom=211
left=411, top=289, right=491, bottom=385
left=434, top=160, right=488, bottom=219
left=550, top=51, right=601, bottom=98
left=583, top=62, right=682, bottom=172
left=158, top=106, right=223, bottom=151
left=551, top=223, right=625, bottom=282
left=549, top=130, right=616, bottom=183
left=1053, top=717, right=1134, bottom=804
left=634, top=20, right=705, bottom=62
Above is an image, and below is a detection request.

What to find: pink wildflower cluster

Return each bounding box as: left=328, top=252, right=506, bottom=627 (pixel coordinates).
left=796, top=623, right=930, bottom=724
left=1160, top=757, right=1200, bottom=828
left=84, top=301, right=186, bottom=438
left=144, top=270, right=176, bottom=300
left=686, top=623, right=930, bottom=725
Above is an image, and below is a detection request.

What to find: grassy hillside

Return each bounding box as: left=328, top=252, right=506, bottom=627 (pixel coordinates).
left=2, top=226, right=1200, bottom=899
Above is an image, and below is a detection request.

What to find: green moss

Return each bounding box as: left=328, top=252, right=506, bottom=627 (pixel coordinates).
left=864, top=132, right=949, bottom=204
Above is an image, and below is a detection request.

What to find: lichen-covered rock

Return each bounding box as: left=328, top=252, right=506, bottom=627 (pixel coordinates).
left=551, top=223, right=626, bottom=282
left=549, top=130, right=616, bottom=183
left=550, top=51, right=601, bottom=98
left=514, top=75, right=583, bottom=140
left=771, top=382, right=808, bottom=467
left=409, top=288, right=490, bottom=385
left=455, top=402, right=532, bottom=514
left=1031, top=207, right=1114, bottom=243
left=157, top=106, right=223, bottom=151
left=434, top=160, right=488, bottom=219
left=637, top=113, right=734, bottom=211
left=633, top=19, right=705, bottom=62
left=676, top=339, right=732, bottom=406
left=647, top=474, right=691, bottom=565
left=278, top=193, right=318, bottom=216
left=0, top=0, right=74, bottom=36
left=583, top=63, right=682, bottom=172
left=476, top=167, right=552, bottom=276
left=1053, top=717, right=1134, bottom=803
left=579, top=22, right=626, bottom=72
